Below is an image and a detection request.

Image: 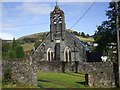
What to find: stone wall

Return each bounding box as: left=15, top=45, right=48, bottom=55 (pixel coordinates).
left=2, top=58, right=37, bottom=86
left=87, top=72, right=115, bottom=88
left=2, top=59, right=117, bottom=88
left=37, top=61, right=114, bottom=73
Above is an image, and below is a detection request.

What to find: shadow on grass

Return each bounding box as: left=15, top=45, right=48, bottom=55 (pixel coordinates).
left=38, top=79, right=50, bottom=83
left=65, top=73, right=84, bottom=77
left=38, top=84, right=44, bottom=88
left=38, top=79, right=73, bottom=88
left=38, top=79, right=50, bottom=88
left=76, top=81, right=87, bottom=86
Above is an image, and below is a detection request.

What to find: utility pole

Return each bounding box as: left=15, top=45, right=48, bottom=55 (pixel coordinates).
left=115, top=1, right=120, bottom=87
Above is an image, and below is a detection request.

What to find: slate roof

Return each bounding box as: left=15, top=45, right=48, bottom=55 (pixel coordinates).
left=66, top=31, right=90, bottom=51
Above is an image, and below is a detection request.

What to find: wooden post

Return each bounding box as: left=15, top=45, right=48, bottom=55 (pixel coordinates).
left=115, top=1, right=120, bottom=87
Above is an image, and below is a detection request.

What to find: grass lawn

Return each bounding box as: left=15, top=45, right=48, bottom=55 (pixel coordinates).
left=37, top=71, right=88, bottom=88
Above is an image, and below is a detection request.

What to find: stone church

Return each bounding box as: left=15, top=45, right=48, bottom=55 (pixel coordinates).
left=33, top=4, right=90, bottom=62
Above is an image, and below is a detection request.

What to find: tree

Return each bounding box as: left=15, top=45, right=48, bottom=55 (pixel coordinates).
left=8, top=49, right=16, bottom=59
left=2, top=41, right=11, bottom=58
left=94, top=2, right=120, bottom=61
left=3, top=38, right=25, bottom=59
left=15, top=46, right=25, bottom=58
left=86, top=34, right=89, bottom=37
left=81, top=32, right=86, bottom=37
left=12, top=38, right=17, bottom=50
left=73, top=31, right=80, bottom=36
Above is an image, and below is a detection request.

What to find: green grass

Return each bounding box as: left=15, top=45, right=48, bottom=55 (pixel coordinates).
left=76, top=36, right=94, bottom=43
left=37, top=71, right=88, bottom=88
left=21, top=43, right=35, bottom=51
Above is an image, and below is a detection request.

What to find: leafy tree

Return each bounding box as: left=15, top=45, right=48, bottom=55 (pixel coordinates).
left=2, top=41, right=11, bottom=58
left=94, top=2, right=120, bottom=61
left=2, top=38, right=25, bottom=59
left=8, top=49, right=16, bottom=59
left=73, top=31, right=80, bottom=36
left=12, top=38, right=17, bottom=50
left=81, top=32, right=86, bottom=37
left=86, top=34, right=89, bottom=37
left=15, top=46, right=25, bottom=58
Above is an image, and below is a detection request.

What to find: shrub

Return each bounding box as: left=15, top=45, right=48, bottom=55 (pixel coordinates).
left=8, top=49, right=16, bottom=59
left=3, top=67, right=12, bottom=83
left=15, top=46, right=25, bottom=58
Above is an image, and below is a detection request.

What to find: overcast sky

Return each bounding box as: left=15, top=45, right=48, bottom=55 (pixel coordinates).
left=1, top=1, right=111, bottom=40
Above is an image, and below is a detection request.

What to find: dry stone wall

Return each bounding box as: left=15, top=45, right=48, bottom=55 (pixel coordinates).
left=2, top=58, right=117, bottom=88
left=2, top=58, right=37, bottom=86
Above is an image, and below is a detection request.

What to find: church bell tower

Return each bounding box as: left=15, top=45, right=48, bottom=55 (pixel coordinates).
left=50, top=4, right=66, bottom=42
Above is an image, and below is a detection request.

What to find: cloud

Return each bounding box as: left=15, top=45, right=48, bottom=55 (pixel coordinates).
left=0, top=23, right=18, bottom=33
left=16, top=2, right=53, bottom=15
left=1, top=23, right=15, bottom=28
left=0, top=32, right=14, bottom=40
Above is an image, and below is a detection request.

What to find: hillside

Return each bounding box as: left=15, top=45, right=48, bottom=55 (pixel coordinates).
left=21, top=43, right=35, bottom=52
left=76, top=36, right=94, bottom=43
left=17, top=30, right=94, bottom=52
left=18, top=32, right=49, bottom=40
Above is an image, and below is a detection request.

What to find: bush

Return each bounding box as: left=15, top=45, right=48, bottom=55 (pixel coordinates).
left=3, top=67, right=12, bottom=83
left=3, top=67, right=18, bottom=86
left=81, top=32, right=86, bottom=37
left=15, top=46, right=25, bottom=58
left=8, top=49, right=16, bottom=59
left=73, top=31, right=80, bottom=36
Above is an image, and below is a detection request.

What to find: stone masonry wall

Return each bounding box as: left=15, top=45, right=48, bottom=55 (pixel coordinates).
left=2, top=58, right=37, bottom=86
left=2, top=59, right=117, bottom=88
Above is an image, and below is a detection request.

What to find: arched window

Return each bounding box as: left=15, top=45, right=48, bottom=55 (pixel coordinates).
left=48, top=52, right=50, bottom=61
left=64, top=47, right=71, bottom=62
left=69, top=50, right=71, bottom=61
left=47, top=48, right=54, bottom=61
